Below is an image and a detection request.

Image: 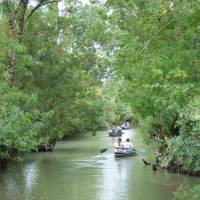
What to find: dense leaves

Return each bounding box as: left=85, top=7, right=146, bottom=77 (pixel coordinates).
left=0, top=1, right=126, bottom=160
left=106, top=0, right=200, bottom=174
left=0, top=82, right=53, bottom=158
left=174, top=185, right=200, bottom=200
left=161, top=98, right=200, bottom=173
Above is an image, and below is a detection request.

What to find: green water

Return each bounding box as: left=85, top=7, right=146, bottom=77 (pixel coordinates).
left=0, top=129, right=199, bottom=200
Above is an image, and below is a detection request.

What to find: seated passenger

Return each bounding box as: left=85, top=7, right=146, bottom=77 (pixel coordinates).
left=126, top=122, right=130, bottom=128
left=108, top=127, right=112, bottom=134
left=117, top=126, right=122, bottom=130
left=124, top=138, right=133, bottom=152
left=114, top=137, right=124, bottom=152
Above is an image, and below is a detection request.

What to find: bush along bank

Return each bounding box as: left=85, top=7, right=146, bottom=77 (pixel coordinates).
left=152, top=100, right=200, bottom=176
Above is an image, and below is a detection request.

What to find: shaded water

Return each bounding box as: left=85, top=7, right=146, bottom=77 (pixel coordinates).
left=0, top=129, right=199, bottom=200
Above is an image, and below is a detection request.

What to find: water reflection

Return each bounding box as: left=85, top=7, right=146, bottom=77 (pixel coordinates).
left=97, top=154, right=134, bottom=200
left=24, top=162, right=38, bottom=195
left=97, top=129, right=135, bottom=200
left=0, top=161, right=38, bottom=200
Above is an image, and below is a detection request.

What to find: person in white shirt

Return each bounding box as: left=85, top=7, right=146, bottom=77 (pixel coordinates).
left=124, top=138, right=133, bottom=152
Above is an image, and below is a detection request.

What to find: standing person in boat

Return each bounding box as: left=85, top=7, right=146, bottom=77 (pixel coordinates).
left=124, top=138, right=133, bottom=152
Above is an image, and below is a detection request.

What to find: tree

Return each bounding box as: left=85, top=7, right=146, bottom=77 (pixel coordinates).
left=106, top=0, right=200, bottom=173
left=1, top=0, right=60, bottom=85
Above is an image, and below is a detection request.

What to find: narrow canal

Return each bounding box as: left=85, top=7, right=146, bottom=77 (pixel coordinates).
left=0, top=129, right=198, bottom=200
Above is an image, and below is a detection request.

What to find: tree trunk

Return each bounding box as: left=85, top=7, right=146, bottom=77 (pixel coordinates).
left=7, top=10, right=16, bottom=86
left=18, top=0, right=29, bottom=41
left=3, top=0, right=28, bottom=85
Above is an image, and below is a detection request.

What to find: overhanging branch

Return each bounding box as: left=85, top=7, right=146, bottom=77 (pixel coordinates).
left=26, top=0, right=60, bottom=22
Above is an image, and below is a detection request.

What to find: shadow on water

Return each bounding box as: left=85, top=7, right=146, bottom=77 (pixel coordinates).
left=0, top=129, right=199, bottom=200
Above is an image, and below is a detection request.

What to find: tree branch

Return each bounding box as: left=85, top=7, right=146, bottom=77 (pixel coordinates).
left=26, top=0, right=60, bottom=22
left=17, top=0, right=29, bottom=41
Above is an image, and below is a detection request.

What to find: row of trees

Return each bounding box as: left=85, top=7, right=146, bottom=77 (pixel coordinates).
left=1, top=0, right=199, bottom=177
left=0, top=0, right=130, bottom=165
left=105, top=0, right=200, bottom=175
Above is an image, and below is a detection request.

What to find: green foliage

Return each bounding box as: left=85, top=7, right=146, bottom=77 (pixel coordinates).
left=174, top=185, right=200, bottom=200
left=0, top=82, right=53, bottom=158
left=106, top=0, right=200, bottom=174
left=20, top=3, right=108, bottom=136
left=174, top=186, right=189, bottom=200
left=100, top=77, right=133, bottom=126
left=0, top=0, right=122, bottom=160
left=161, top=98, right=200, bottom=173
